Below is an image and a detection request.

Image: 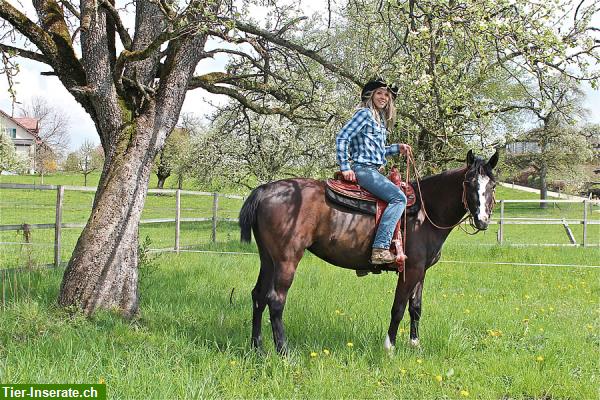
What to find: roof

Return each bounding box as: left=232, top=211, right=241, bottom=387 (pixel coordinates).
left=0, top=109, right=41, bottom=141
left=14, top=117, right=39, bottom=133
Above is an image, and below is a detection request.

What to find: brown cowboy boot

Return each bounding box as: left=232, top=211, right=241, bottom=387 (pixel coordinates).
left=392, top=238, right=408, bottom=263
left=370, top=248, right=396, bottom=265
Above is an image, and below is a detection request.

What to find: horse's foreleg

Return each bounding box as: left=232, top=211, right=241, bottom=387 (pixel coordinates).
left=408, top=280, right=424, bottom=347
left=267, top=263, right=297, bottom=355
left=385, top=268, right=424, bottom=351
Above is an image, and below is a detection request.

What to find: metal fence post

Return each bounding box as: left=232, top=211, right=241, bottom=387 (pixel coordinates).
left=54, top=185, right=64, bottom=268
left=498, top=200, right=504, bottom=245
left=583, top=199, right=588, bottom=247
left=212, top=192, right=219, bottom=243
left=175, top=189, right=181, bottom=253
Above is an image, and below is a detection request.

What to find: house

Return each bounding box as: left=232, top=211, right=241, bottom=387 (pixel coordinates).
left=0, top=109, right=40, bottom=173
left=505, top=141, right=541, bottom=154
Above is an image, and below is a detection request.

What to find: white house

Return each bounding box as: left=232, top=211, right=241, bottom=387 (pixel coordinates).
left=0, top=109, right=40, bottom=173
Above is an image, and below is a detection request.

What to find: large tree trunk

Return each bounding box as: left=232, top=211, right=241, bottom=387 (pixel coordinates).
left=539, top=162, right=548, bottom=209
left=58, top=119, right=157, bottom=317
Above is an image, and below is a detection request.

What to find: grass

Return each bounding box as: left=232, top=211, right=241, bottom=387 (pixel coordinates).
left=0, top=173, right=599, bottom=398
left=0, top=247, right=598, bottom=398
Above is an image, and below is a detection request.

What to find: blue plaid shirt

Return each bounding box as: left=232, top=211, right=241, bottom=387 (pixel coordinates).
left=336, top=108, right=400, bottom=171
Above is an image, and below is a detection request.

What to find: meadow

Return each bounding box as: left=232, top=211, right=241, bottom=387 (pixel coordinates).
left=0, top=173, right=599, bottom=399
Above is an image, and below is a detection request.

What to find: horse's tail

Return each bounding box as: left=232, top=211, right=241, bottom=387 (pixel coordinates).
left=239, top=185, right=265, bottom=243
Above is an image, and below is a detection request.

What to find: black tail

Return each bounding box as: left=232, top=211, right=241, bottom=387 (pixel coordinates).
left=239, top=185, right=265, bottom=243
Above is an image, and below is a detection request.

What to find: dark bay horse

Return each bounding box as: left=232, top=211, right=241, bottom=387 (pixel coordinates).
left=239, top=150, right=498, bottom=353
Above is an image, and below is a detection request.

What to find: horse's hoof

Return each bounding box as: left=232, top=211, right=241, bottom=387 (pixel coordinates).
left=384, top=335, right=395, bottom=352
left=409, top=338, right=420, bottom=347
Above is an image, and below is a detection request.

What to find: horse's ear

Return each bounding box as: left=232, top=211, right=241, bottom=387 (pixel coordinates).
left=487, top=149, right=499, bottom=169
left=466, top=150, right=474, bottom=166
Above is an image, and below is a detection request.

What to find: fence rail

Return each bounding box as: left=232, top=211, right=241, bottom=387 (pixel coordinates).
left=1, top=184, right=599, bottom=266
left=0, top=183, right=244, bottom=267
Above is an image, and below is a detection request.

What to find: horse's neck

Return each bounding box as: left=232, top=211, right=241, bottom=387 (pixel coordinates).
left=419, top=167, right=467, bottom=227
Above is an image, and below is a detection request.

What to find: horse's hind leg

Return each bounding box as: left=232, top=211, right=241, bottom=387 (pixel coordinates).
left=267, top=260, right=297, bottom=355
left=251, top=251, right=273, bottom=350
left=408, top=280, right=424, bottom=347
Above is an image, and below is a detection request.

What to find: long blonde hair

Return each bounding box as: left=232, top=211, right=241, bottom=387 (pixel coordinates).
left=359, top=89, right=397, bottom=132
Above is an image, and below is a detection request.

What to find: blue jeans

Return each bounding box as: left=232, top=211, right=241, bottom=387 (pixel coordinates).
left=353, top=164, right=407, bottom=249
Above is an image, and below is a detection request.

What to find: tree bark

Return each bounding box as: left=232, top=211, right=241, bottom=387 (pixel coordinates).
left=156, top=176, right=166, bottom=189
left=58, top=116, right=157, bottom=317
left=539, top=162, right=548, bottom=209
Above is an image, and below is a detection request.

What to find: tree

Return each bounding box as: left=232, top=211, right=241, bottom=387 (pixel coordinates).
left=0, top=0, right=360, bottom=317
left=34, top=142, right=58, bottom=183
left=78, top=139, right=103, bottom=186
left=154, top=126, right=192, bottom=189
left=1, top=0, right=598, bottom=317
left=193, top=104, right=336, bottom=189
left=505, top=78, right=593, bottom=206
left=19, top=96, right=71, bottom=159
left=0, top=129, right=27, bottom=174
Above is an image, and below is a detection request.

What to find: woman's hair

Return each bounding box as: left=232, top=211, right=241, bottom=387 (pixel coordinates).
left=358, top=89, right=397, bottom=131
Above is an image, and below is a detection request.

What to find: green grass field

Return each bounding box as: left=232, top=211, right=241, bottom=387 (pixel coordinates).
left=0, top=248, right=598, bottom=399
left=0, top=174, right=599, bottom=398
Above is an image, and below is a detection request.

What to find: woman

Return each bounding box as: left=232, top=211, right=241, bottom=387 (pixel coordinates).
left=336, top=77, right=410, bottom=265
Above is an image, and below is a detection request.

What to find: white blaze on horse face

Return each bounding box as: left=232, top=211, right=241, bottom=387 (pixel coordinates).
left=477, top=174, right=491, bottom=222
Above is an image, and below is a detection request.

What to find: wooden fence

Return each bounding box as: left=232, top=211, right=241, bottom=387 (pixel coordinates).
left=0, top=183, right=245, bottom=267
left=1, top=184, right=599, bottom=270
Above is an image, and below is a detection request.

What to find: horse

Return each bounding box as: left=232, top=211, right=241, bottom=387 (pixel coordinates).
left=239, top=149, right=499, bottom=354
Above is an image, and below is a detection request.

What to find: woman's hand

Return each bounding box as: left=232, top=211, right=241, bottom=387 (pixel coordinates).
left=341, top=170, right=356, bottom=183
left=399, top=144, right=412, bottom=156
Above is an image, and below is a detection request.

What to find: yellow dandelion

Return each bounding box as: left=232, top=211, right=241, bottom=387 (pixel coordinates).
left=435, top=375, right=443, bottom=382
left=460, top=389, right=470, bottom=397
left=540, top=308, right=546, bottom=313
left=515, top=307, right=520, bottom=312
left=335, top=309, right=342, bottom=315
left=464, top=309, right=471, bottom=314
left=586, top=324, right=594, bottom=331
left=347, top=342, right=354, bottom=348
left=310, top=351, right=318, bottom=358
left=416, top=358, right=423, bottom=364
left=323, top=349, right=330, bottom=355
left=400, top=368, right=407, bottom=375
left=442, top=294, right=447, bottom=298
left=99, top=378, right=105, bottom=385
left=536, top=355, right=544, bottom=362
left=488, top=329, right=502, bottom=337
left=549, top=307, right=554, bottom=312
left=230, top=360, right=237, bottom=366
left=399, top=327, right=406, bottom=333
left=522, top=318, right=529, bottom=323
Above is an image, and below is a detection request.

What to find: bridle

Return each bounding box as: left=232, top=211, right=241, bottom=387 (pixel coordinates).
left=406, top=151, right=496, bottom=232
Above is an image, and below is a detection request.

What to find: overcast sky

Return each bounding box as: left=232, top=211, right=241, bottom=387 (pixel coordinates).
left=1, top=1, right=598, bottom=151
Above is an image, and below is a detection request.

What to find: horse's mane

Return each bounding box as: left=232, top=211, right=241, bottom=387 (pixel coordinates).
left=417, top=156, right=495, bottom=184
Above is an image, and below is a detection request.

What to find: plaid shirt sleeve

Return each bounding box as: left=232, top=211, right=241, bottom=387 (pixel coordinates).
left=385, top=144, right=400, bottom=156
left=336, top=109, right=370, bottom=171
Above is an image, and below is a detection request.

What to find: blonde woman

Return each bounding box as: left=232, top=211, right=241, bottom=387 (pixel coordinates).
left=336, top=77, right=410, bottom=264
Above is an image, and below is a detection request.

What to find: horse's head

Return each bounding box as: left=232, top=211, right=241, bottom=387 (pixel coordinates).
left=463, top=149, right=499, bottom=230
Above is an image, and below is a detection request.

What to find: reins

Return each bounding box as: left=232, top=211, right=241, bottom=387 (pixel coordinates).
left=406, top=151, right=474, bottom=231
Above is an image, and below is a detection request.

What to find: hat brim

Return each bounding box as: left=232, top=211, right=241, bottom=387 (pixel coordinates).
left=361, top=80, right=398, bottom=102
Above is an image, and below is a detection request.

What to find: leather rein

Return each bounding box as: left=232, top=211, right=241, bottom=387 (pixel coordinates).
left=405, top=151, right=495, bottom=232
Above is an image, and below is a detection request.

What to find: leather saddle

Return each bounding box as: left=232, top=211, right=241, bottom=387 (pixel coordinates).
left=325, top=170, right=418, bottom=216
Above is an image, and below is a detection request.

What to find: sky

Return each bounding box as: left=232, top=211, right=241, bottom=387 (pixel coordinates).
left=1, top=1, right=598, bottom=152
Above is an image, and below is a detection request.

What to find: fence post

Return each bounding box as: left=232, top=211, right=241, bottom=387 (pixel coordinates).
left=498, top=200, right=504, bottom=245
left=175, top=189, right=181, bottom=253
left=582, top=199, right=588, bottom=247
left=212, top=192, right=219, bottom=243
left=54, top=185, right=64, bottom=268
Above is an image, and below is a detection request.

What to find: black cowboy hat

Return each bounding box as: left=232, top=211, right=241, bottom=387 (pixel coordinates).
left=361, top=77, right=399, bottom=102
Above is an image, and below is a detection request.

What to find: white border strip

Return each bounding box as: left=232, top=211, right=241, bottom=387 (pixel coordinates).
left=147, top=248, right=600, bottom=269
left=439, top=260, right=600, bottom=269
